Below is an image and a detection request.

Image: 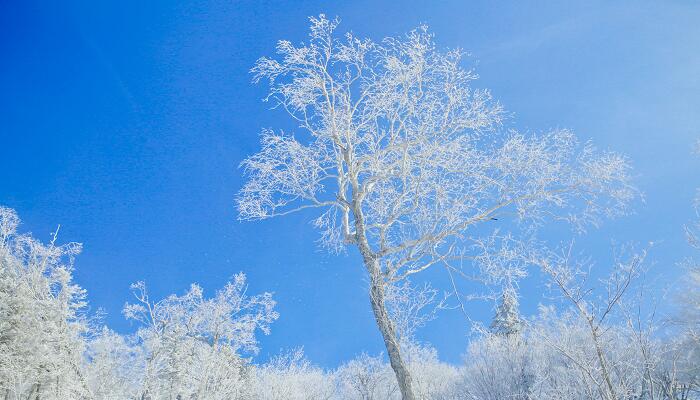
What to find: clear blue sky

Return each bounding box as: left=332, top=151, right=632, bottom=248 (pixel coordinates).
left=1, top=0, right=699, bottom=367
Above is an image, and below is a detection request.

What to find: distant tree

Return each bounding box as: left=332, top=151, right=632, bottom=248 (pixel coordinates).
left=335, top=352, right=398, bottom=400
left=85, top=327, right=141, bottom=400
left=238, top=15, right=635, bottom=399
left=122, top=274, right=278, bottom=400
left=489, top=285, right=523, bottom=337
left=251, top=348, right=335, bottom=400
left=461, top=331, right=534, bottom=400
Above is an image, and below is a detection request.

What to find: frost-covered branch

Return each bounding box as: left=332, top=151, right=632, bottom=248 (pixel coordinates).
left=237, top=15, right=637, bottom=399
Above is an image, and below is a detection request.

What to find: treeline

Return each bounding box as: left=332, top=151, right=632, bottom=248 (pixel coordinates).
left=0, top=206, right=698, bottom=400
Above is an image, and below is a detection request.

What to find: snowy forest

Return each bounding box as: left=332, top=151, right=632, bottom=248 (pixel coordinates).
left=2, top=13, right=699, bottom=400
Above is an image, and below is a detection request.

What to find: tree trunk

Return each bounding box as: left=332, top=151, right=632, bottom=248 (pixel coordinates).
left=367, top=267, right=416, bottom=400
left=28, top=383, right=41, bottom=400
left=590, top=327, right=616, bottom=400
left=351, top=194, right=416, bottom=400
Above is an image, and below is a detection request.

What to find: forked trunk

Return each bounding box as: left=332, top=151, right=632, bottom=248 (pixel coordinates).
left=367, top=267, right=416, bottom=400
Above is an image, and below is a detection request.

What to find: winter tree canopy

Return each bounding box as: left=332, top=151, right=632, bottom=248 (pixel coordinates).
left=237, top=15, right=636, bottom=399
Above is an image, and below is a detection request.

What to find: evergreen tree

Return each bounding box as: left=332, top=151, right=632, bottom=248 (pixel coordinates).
left=490, top=286, right=523, bottom=336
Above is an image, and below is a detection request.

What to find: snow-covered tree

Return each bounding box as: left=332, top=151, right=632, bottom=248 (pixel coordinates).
left=122, top=274, right=278, bottom=400
left=0, top=206, right=92, bottom=400
left=681, top=140, right=700, bottom=345
left=84, top=327, right=141, bottom=400
left=532, top=245, right=670, bottom=400
left=402, top=342, right=460, bottom=400
left=334, top=343, right=460, bottom=400
left=462, top=304, right=696, bottom=400
left=669, top=139, right=700, bottom=396
left=335, top=352, right=398, bottom=400
left=675, top=262, right=700, bottom=396
left=251, top=348, right=335, bottom=400
left=461, top=331, right=534, bottom=400
left=489, top=285, right=523, bottom=336
left=237, top=15, right=634, bottom=399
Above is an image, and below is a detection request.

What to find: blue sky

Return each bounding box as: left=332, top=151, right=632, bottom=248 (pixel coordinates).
left=1, top=0, right=699, bottom=367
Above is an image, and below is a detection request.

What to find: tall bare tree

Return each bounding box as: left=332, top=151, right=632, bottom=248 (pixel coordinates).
left=237, top=15, right=635, bottom=399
